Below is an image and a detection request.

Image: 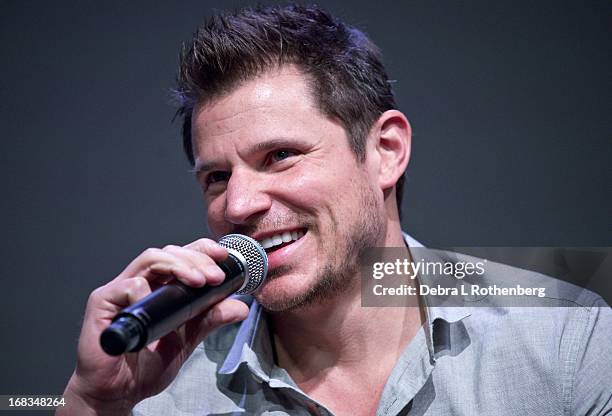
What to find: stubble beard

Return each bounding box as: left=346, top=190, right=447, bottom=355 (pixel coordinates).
left=256, top=183, right=385, bottom=312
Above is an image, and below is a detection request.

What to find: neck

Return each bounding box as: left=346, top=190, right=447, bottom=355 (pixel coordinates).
left=269, top=224, right=423, bottom=385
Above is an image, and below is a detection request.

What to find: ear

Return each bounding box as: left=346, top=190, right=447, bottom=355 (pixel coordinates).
left=371, top=110, right=412, bottom=191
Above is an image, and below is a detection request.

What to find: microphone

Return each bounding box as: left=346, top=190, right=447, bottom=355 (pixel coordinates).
left=99, top=234, right=268, bottom=356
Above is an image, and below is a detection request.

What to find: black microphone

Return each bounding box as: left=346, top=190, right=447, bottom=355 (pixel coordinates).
left=99, top=234, right=268, bottom=356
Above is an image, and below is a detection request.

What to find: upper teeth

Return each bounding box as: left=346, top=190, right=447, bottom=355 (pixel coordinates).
left=259, top=230, right=304, bottom=249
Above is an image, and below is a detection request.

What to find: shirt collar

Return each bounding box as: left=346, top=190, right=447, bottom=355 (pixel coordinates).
left=218, top=295, right=273, bottom=379
left=404, top=234, right=472, bottom=361
left=402, top=232, right=471, bottom=322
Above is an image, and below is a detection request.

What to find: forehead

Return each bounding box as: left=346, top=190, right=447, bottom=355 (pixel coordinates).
left=190, top=66, right=346, bottom=159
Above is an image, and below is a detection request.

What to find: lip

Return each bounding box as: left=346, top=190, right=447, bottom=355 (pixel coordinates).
left=264, top=230, right=308, bottom=270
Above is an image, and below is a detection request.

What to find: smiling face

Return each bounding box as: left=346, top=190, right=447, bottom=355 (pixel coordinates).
left=191, top=65, right=387, bottom=311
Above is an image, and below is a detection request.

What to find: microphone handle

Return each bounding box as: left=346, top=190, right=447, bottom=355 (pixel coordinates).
left=100, top=252, right=245, bottom=355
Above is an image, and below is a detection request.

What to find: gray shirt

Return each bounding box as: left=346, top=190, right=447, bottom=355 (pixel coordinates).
left=134, top=239, right=612, bottom=415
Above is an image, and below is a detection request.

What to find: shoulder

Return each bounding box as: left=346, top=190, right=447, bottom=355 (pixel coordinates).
left=444, top=250, right=611, bottom=350
left=441, top=251, right=612, bottom=414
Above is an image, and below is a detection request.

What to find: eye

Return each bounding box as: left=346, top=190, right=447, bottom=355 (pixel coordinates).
left=270, top=149, right=297, bottom=163
left=205, top=171, right=230, bottom=187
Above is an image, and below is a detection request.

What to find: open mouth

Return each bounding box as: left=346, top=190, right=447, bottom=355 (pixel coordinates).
left=258, top=229, right=306, bottom=254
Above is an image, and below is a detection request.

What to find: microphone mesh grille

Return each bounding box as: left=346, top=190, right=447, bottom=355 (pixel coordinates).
left=218, top=234, right=268, bottom=294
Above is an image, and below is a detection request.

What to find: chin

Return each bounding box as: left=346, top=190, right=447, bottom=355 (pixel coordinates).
left=253, top=272, right=315, bottom=312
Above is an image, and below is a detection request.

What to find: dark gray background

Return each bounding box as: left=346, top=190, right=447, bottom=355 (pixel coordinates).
left=1, top=0, right=610, bottom=403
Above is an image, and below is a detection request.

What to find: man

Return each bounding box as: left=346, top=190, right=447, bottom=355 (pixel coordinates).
left=60, top=5, right=611, bottom=415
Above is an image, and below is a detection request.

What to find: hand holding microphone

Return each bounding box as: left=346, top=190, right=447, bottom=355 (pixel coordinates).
left=100, top=234, right=267, bottom=355
left=59, top=235, right=267, bottom=416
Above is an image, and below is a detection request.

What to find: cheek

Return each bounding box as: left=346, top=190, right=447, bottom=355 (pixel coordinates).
left=205, top=197, right=229, bottom=236
left=279, top=168, right=342, bottom=211
left=293, top=166, right=363, bottom=202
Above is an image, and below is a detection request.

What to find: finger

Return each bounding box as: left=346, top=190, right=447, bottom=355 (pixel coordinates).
left=190, top=298, right=250, bottom=344
left=161, top=245, right=225, bottom=287
left=87, top=276, right=152, bottom=320
left=79, top=277, right=153, bottom=358
left=184, top=238, right=228, bottom=261
left=115, top=248, right=204, bottom=287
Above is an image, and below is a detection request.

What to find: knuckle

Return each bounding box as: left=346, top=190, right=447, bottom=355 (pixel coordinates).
left=124, top=286, right=135, bottom=300
left=125, top=279, right=145, bottom=301
left=195, top=238, right=218, bottom=250
left=87, top=285, right=107, bottom=304
left=162, top=244, right=181, bottom=252
left=196, top=238, right=215, bottom=245
left=168, top=264, right=182, bottom=277
left=88, top=286, right=104, bottom=302
left=131, top=276, right=148, bottom=291
left=141, top=247, right=162, bottom=259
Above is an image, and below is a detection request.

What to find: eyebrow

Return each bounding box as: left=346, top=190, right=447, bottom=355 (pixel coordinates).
left=192, top=137, right=311, bottom=176
left=192, top=160, right=218, bottom=176
left=246, top=138, right=310, bottom=155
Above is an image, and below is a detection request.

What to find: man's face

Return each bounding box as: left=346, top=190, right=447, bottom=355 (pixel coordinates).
left=191, top=66, right=386, bottom=311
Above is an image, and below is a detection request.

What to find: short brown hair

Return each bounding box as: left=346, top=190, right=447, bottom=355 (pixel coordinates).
left=174, top=4, right=405, bottom=216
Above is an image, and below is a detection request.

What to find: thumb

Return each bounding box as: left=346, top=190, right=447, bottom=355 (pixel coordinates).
left=188, top=298, right=251, bottom=353
left=198, top=298, right=251, bottom=336
left=159, top=298, right=250, bottom=359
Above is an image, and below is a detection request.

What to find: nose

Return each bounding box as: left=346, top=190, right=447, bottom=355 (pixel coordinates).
left=224, top=168, right=272, bottom=225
